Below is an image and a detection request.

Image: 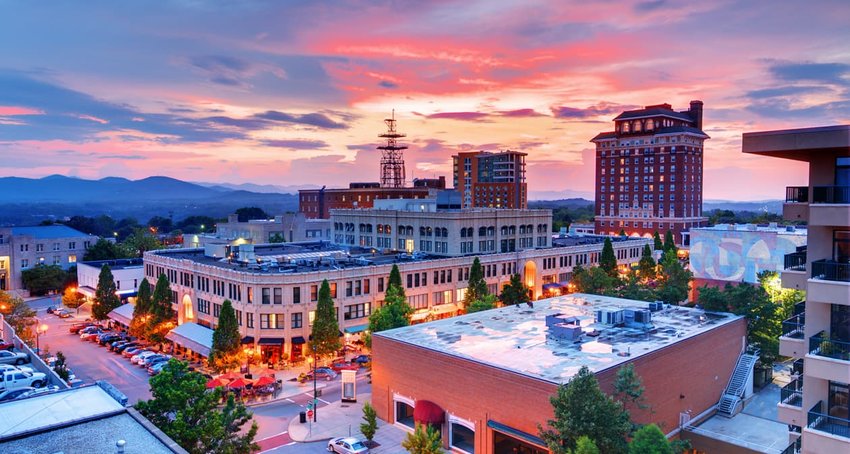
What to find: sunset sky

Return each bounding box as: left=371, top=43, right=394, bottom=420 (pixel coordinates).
left=1, top=0, right=849, bottom=200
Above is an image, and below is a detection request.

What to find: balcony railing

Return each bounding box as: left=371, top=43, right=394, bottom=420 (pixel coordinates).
left=808, top=401, right=850, bottom=439
left=782, top=313, right=805, bottom=339
left=812, top=185, right=850, bottom=204
left=792, top=358, right=804, bottom=376
left=784, top=251, right=807, bottom=271
left=786, top=186, right=809, bottom=203
left=780, top=377, right=803, bottom=407
left=809, top=331, right=850, bottom=361
left=793, top=301, right=806, bottom=316
left=811, top=259, right=850, bottom=282
left=779, top=437, right=801, bottom=454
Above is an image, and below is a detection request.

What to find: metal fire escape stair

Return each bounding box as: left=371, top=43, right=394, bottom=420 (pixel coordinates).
left=716, top=349, right=759, bottom=417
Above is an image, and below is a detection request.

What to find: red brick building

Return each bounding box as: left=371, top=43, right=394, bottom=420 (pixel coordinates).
left=298, top=178, right=445, bottom=219
left=372, top=294, right=746, bottom=453
left=453, top=150, right=527, bottom=209
left=591, top=102, right=709, bottom=244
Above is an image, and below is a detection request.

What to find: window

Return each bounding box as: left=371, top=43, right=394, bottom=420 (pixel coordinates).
left=293, top=287, right=301, bottom=304
left=275, top=313, right=285, bottom=329
left=262, top=288, right=270, bottom=304
left=330, top=282, right=337, bottom=298
left=273, top=288, right=282, bottom=304
left=246, top=313, right=254, bottom=328
left=344, top=303, right=370, bottom=320
left=311, top=285, right=318, bottom=302
left=36, top=244, right=43, bottom=252
left=395, top=399, right=415, bottom=429
left=21, top=259, right=28, bottom=268
left=450, top=420, right=475, bottom=453
left=260, top=314, right=271, bottom=329
left=68, top=242, right=76, bottom=249
left=378, top=277, right=384, bottom=293
left=213, top=303, right=221, bottom=318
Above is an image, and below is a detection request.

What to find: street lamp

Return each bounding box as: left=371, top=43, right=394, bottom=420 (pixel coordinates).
left=312, top=343, right=318, bottom=422
left=36, top=323, right=48, bottom=355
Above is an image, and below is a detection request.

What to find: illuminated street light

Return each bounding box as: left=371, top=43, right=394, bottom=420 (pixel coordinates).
left=36, top=323, right=48, bottom=354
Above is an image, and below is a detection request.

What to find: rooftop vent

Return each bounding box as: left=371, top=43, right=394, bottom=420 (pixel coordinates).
left=596, top=309, right=625, bottom=325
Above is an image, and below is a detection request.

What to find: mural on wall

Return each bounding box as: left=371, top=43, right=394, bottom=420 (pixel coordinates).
left=689, top=227, right=807, bottom=284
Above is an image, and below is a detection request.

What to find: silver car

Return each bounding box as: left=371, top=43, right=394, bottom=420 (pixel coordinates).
left=0, top=350, right=28, bottom=366
left=327, top=437, right=369, bottom=454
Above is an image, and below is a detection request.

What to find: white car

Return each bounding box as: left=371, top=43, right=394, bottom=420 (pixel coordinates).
left=0, top=364, right=35, bottom=375
left=327, top=437, right=369, bottom=454
left=131, top=351, right=157, bottom=364
left=0, top=350, right=28, bottom=366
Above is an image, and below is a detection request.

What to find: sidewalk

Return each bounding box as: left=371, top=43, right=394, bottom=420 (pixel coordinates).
left=287, top=393, right=406, bottom=453
left=246, top=380, right=328, bottom=408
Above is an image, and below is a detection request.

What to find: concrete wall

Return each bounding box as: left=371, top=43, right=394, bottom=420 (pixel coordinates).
left=1, top=316, right=69, bottom=389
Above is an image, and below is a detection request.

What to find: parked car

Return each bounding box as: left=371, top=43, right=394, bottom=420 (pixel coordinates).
left=330, top=362, right=360, bottom=373
left=143, top=355, right=171, bottom=368
left=46, top=306, right=56, bottom=314
left=20, top=385, right=60, bottom=399
left=148, top=361, right=169, bottom=375
left=351, top=355, right=371, bottom=365
left=98, top=333, right=124, bottom=346
left=327, top=437, right=369, bottom=454
left=122, top=347, right=145, bottom=358
left=133, top=351, right=159, bottom=365
left=301, top=367, right=338, bottom=382
left=110, top=339, right=132, bottom=351
left=0, top=369, right=47, bottom=391
left=0, top=341, right=14, bottom=351
left=0, top=350, right=28, bottom=366
left=55, top=309, right=73, bottom=318
left=0, top=364, right=35, bottom=374
left=81, top=330, right=110, bottom=341
left=113, top=342, right=138, bottom=353
left=69, top=322, right=95, bottom=334
left=0, top=387, right=35, bottom=402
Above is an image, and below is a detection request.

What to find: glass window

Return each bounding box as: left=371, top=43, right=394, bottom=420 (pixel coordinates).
left=273, top=288, right=282, bottom=304
left=450, top=422, right=475, bottom=453
left=262, top=288, right=270, bottom=304
left=395, top=401, right=415, bottom=429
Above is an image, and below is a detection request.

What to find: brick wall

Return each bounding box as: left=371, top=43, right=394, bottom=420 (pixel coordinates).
left=372, top=316, right=746, bottom=453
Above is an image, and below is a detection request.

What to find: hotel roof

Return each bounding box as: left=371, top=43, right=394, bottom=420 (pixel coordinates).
left=376, top=293, right=742, bottom=384
left=9, top=225, right=91, bottom=239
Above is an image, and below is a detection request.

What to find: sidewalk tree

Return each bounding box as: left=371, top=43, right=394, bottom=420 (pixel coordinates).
left=500, top=274, right=530, bottom=306
left=93, top=264, right=121, bottom=320
left=463, top=257, right=488, bottom=307
left=388, top=263, right=403, bottom=290
left=599, top=237, right=618, bottom=277
left=614, top=364, right=650, bottom=433
left=360, top=402, right=378, bottom=442
left=538, top=365, right=631, bottom=454
left=571, top=265, right=618, bottom=296
left=572, top=436, right=600, bottom=454
left=53, top=351, right=70, bottom=382
left=209, top=300, right=243, bottom=372
left=0, top=291, right=36, bottom=344
left=637, top=244, right=656, bottom=279
left=366, top=282, right=413, bottom=347
left=663, top=230, right=677, bottom=254
left=653, top=231, right=663, bottom=250
left=147, top=274, right=174, bottom=344
left=655, top=253, right=692, bottom=305
left=402, top=424, right=444, bottom=454
left=467, top=294, right=497, bottom=313
left=21, top=264, right=66, bottom=296
left=628, top=424, right=673, bottom=454
left=130, top=278, right=152, bottom=337
left=62, top=286, right=86, bottom=313
left=136, top=360, right=259, bottom=454
left=310, top=280, right=342, bottom=359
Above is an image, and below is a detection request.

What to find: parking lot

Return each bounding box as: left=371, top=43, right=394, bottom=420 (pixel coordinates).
left=37, top=307, right=152, bottom=404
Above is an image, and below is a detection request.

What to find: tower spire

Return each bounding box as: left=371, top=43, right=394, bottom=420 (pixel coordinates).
left=378, top=110, right=407, bottom=188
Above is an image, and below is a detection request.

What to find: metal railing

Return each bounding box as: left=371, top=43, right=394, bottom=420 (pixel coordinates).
left=811, top=259, right=850, bottom=282
left=812, top=185, right=850, bottom=204
left=784, top=251, right=807, bottom=271
left=779, top=437, right=801, bottom=454
left=809, top=331, right=850, bottom=361
left=792, top=358, right=804, bottom=376
left=780, top=377, right=803, bottom=407
left=808, top=400, right=850, bottom=439
left=781, top=313, right=805, bottom=339
left=793, top=301, right=806, bottom=316
left=786, top=186, right=809, bottom=203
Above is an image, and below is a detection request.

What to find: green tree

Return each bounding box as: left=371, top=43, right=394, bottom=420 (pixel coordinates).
left=92, top=264, right=121, bottom=320
left=209, top=300, right=243, bottom=372
left=464, top=257, right=488, bottom=307
left=62, top=286, right=86, bottom=313
left=628, top=424, right=673, bottom=454
left=368, top=285, right=413, bottom=339
left=136, top=360, right=259, bottom=454
left=572, top=436, right=600, bottom=454
left=467, top=294, right=497, bottom=313
left=619, top=229, right=627, bottom=237
left=0, top=291, right=37, bottom=345
left=130, top=278, right=152, bottom=338
left=653, top=231, right=663, bottom=250
left=310, top=280, right=342, bottom=359
left=53, top=351, right=71, bottom=382
left=499, top=274, right=530, bottom=305
left=235, top=207, right=269, bottom=222
left=599, top=237, right=618, bottom=277
left=637, top=245, right=656, bottom=279
left=21, top=264, right=67, bottom=295
left=571, top=265, right=618, bottom=296
left=402, top=424, right=444, bottom=454
left=663, top=230, right=677, bottom=254
left=539, top=366, right=631, bottom=454
left=82, top=238, right=131, bottom=261
left=614, top=363, right=650, bottom=434
left=268, top=233, right=286, bottom=243
left=147, top=274, right=174, bottom=344
left=388, top=264, right=404, bottom=290
left=123, top=227, right=163, bottom=257
left=614, top=270, right=657, bottom=302
left=360, top=402, right=378, bottom=442
left=655, top=253, right=692, bottom=305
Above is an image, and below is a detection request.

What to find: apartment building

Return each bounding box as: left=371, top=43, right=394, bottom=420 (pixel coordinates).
left=144, top=235, right=650, bottom=365
left=0, top=225, right=97, bottom=294
left=452, top=150, right=527, bottom=209
left=591, top=101, right=709, bottom=244
left=744, top=125, right=850, bottom=454
left=298, top=179, right=445, bottom=219
left=183, top=212, right=331, bottom=248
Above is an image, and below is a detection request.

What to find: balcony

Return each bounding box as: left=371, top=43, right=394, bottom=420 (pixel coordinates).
left=785, top=252, right=808, bottom=271
left=809, top=185, right=849, bottom=226
left=808, top=260, right=850, bottom=306
left=792, top=358, right=804, bottom=376
left=784, top=186, right=809, bottom=221
left=805, top=332, right=850, bottom=383
left=778, top=377, right=805, bottom=427
left=780, top=313, right=806, bottom=358
left=804, top=401, right=850, bottom=451
left=811, top=260, right=850, bottom=282
left=783, top=251, right=808, bottom=290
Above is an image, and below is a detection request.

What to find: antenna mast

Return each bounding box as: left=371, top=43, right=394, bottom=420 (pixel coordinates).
left=378, top=110, right=407, bottom=188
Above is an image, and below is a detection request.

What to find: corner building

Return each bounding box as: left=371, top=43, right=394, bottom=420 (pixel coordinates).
left=592, top=102, right=709, bottom=244
left=453, top=150, right=527, bottom=209
left=744, top=125, right=850, bottom=454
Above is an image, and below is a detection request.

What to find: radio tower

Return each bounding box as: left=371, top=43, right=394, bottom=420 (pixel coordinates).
left=378, top=110, right=407, bottom=188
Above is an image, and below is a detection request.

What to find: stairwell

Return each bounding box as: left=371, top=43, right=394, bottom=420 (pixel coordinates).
left=716, top=348, right=759, bottom=417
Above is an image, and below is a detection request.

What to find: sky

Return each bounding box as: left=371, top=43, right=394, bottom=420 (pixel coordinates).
left=1, top=0, right=849, bottom=201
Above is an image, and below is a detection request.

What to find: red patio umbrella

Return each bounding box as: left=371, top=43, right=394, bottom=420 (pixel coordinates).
left=206, top=377, right=230, bottom=389
left=218, top=371, right=242, bottom=381
left=227, top=377, right=251, bottom=389
left=253, top=375, right=275, bottom=387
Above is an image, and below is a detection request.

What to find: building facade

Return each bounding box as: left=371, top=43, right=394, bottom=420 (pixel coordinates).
left=330, top=206, right=552, bottom=256
left=144, top=236, right=650, bottom=364
left=299, top=179, right=445, bottom=219
left=453, top=151, right=527, bottom=209
left=591, top=102, right=709, bottom=244
left=183, top=213, right=331, bottom=248
left=77, top=258, right=145, bottom=303
left=372, top=294, right=746, bottom=454
left=745, top=125, right=850, bottom=454
left=0, top=226, right=97, bottom=294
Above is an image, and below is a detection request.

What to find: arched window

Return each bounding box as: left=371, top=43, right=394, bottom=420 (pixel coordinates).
left=385, top=225, right=391, bottom=234
left=479, top=227, right=487, bottom=237
left=487, top=226, right=494, bottom=236
left=420, top=226, right=426, bottom=236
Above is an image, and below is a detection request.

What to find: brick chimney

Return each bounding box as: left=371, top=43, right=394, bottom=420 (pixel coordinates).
left=689, top=100, right=704, bottom=130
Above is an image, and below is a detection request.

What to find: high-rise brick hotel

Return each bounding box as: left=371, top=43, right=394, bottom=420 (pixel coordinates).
left=591, top=101, right=709, bottom=244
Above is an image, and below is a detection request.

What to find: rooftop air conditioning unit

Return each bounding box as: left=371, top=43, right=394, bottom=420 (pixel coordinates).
left=649, top=301, right=664, bottom=312
left=633, top=309, right=652, bottom=324
left=596, top=309, right=624, bottom=325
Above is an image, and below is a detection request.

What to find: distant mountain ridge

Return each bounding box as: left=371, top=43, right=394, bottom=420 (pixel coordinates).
left=193, top=181, right=317, bottom=194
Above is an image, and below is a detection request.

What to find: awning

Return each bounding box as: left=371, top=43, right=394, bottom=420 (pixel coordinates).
left=116, top=289, right=137, bottom=297
left=309, top=331, right=343, bottom=340
left=414, top=400, right=445, bottom=425
left=411, top=310, right=430, bottom=322
left=291, top=336, right=306, bottom=345
left=344, top=324, right=369, bottom=334
left=166, top=322, right=213, bottom=357
left=258, top=338, right=284, bottom=346
left=487, top=420, right=546, bottom=448
left=78, top=286, right=96, bottom=298
left=107, top=303, right=135, bottom=326
left=430, top=303, right=458, bottom=316
left=542, top=283, right=563, bottom=291
left=241, top=336, right=255, bottom=344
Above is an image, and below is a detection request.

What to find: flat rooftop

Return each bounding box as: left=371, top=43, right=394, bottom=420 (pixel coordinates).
left=376, top=293, right=742, bottom=384
left=151, top=236, right=640, bottom=274
left=79, top=258, right=144, bottom=270
left=742, top=124, right=850, bottom=161
left=692, top=223, right=806, bottom=236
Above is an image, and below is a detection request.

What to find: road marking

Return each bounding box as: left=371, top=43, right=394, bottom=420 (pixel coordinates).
left=285, top=398, right=295, bottom=403
left=284, top=442, right=296, bottom=446
left=255, top=430, right=288, bottom=442
left=317, top=397, right=331, bottom=405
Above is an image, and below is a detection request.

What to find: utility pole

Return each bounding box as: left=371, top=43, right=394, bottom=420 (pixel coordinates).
left=313, top=343, right=318, bottom=422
